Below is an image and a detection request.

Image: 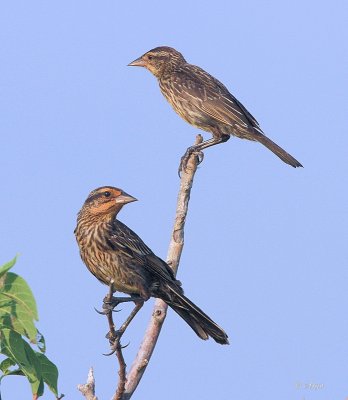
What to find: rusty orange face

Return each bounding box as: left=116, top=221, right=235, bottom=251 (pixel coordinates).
left=82, top=186, right=137, bottom=216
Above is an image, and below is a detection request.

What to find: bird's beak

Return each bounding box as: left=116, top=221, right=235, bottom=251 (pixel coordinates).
left=128, top=56, right=146, bottom=67
left=115, top=192, right=138, bottom=204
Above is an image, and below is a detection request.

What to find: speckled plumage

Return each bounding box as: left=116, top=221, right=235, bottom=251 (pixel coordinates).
left=129, top=46, right=302, bottom=168
left=75, top=186, right=229, bottom=344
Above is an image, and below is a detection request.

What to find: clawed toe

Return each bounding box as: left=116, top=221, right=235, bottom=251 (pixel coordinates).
left=178, top=147, right=204, bottom=176
left=103, top=330, right=121, bottom=355
left=95, top=302, right=124, bottom=315
left=178, top=148, right=194, bottom=176
left=103, top=330, right=130, bottom=356
left=196, top=150, right=204, bottom=164
left=94, top=306, right=108, bottom=315
left=103, top=347, right=117, bottom=356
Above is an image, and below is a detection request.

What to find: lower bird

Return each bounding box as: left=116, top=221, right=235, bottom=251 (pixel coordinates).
left=128, top=46, right=303, bottom=172
left=74, top=186, right=229, bottom=345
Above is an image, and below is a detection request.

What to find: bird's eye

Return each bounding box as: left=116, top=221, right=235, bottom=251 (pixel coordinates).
left=147, top=55, right=153, bottom=60
left=104, top=191, right=111, bottom=198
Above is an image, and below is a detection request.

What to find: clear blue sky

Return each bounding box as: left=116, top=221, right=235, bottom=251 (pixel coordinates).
left=1, top=1, right=347, bottom=399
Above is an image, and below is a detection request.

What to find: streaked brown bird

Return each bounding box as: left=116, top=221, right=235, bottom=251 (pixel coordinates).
left=129, top=46, right=303, bottom=172
left=74, top=186, right=229, bottom=345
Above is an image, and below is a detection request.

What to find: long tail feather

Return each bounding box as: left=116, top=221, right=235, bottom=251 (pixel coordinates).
left=256, top=134, right=303, bottom=168
left=164, top=285, right=229, bottom=345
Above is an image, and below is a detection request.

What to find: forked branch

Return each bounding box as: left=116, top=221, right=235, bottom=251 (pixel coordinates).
left=122, top=134, right=203, bottom=399
left=78, top=135, right=203, bottom=400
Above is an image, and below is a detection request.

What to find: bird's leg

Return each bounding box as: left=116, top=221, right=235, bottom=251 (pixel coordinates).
left=96, top=281, right=143, bottom=355
left=179, top=135, right=230, bottom=175
left=101, top=282, right=146, bottom=355
left=114, top=300, right=144, bottom=337
left=105, top=300, right=144, bottom=355
left=94, top=294, right=142, bottom=315
left=102, top=294, right=143, bottom=313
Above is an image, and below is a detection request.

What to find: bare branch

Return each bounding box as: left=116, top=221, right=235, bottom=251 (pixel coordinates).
left=104, top=281, right=127, bottom=400
left=122, top=134, right=203, bottom=399
left=78, top=367, right=98, bottom=400
left=113, top=344, right=127, bottom=400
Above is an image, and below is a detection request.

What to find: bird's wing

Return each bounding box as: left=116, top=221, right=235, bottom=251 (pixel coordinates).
left=110, top=220, right=177, bottom=283
left=173, top=65, right=262, bottom=132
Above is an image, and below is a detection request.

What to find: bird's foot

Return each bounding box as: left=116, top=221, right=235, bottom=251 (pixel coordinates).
left=95, top=304, right=123, bottom=315
left=107, top=295, right=141, bottom=310
left=95, top=295, right=140, bottom=315
left=178, top=147, right=204, bottom=177
left=100, top=294, right=144, bottom=355
left=103, top=330, right=129, bottom=356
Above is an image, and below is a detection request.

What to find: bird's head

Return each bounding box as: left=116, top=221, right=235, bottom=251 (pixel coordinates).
left=128, top=46, right=186, bottom=78
left=78, top=186, right=137, bottom=220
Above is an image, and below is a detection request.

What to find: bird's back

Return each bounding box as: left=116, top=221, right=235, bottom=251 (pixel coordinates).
left=159, top=62, right=263, bottom=139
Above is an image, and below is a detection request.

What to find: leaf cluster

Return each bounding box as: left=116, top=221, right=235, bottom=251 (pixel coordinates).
left=0, top=257, right=60, bottom=399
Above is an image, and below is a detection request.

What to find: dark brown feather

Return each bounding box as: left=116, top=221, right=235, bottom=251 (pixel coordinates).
left=75, top=186, right=229, bottom=344
left=130, top=46, right=303, bottom=168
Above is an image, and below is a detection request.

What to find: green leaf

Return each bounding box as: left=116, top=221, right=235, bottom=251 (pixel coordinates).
left=0, top=257, right=17, bottom=278
left=30, top=376, right=44, bottom=397
left=0, top=368, right=24, bottom=382
left=0, top=293, right=14, bottom=316
left=0, top=272, right=38, bottom=320
left=0, top=272, right=38, bottom=342
left=0, top=357, right=16, bottom=374
left=0, top=314, right=37, bottom=344
left=0, top=329, right=42, bottom=390
left=36, top=353, right=59, bottom=396
left=0, top=259, right=60, bottom=396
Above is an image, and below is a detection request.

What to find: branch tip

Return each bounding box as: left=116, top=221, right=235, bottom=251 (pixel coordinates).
left=78, top=367, right=97, bottom=400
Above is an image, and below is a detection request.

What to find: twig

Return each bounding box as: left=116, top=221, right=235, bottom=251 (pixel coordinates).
left=113, top=344, right=127, bottom=400
left=104, top=281, right=127, bottom=400
left=122, top=134, right=203, bottom=399
left=77, top=367, right=98, bottom=400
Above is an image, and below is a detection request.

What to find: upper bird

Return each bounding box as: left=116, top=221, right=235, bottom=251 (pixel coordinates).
left=75, top=186, right=228, bottom=345
left=129, top=46, right=303, bottom=171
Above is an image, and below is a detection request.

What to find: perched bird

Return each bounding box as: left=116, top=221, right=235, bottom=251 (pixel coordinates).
left=75, top=186, right=229, bottom=345
left=129, top=46, right=303, bottom=171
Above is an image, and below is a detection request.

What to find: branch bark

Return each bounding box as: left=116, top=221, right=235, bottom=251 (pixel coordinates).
left=77, top=367, right=98, bottom=400
left=113, top=344, right=127, bottom=400
left=122, top=134, right=203, bottom=399
left=104, top=283, right=127, bottom=400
